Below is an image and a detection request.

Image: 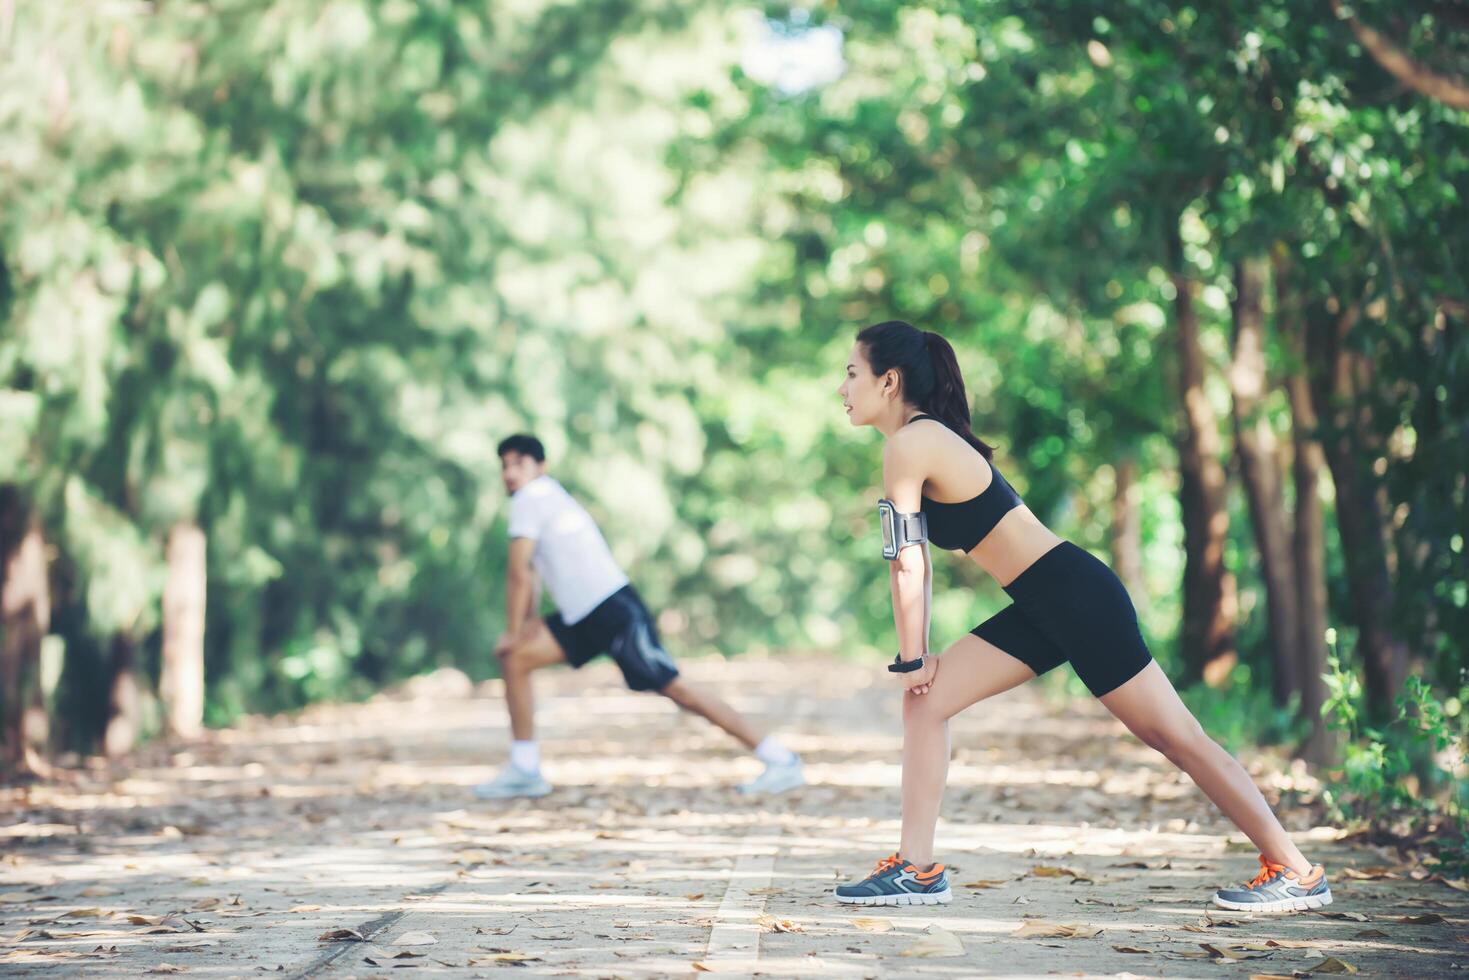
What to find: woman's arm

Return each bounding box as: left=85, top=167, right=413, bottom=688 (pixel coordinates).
left=883, top=435, right=937, bottom=694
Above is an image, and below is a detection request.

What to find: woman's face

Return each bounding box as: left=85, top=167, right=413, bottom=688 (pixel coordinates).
left=838, top=342, right=891, bottom=427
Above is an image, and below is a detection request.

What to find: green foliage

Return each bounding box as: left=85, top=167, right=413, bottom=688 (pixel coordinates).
left=1322, top=648, right=1468, bottom=860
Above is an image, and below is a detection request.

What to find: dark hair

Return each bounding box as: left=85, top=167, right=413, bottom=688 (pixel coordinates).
left=855, top=320, right=995, bottom=459
left=497, top=433, right=546, bottom=462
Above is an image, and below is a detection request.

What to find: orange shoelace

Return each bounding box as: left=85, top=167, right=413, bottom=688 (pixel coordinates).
left=871, top=853, right=903, bottom=876
left=1249, top=854, right=1291, bottom=888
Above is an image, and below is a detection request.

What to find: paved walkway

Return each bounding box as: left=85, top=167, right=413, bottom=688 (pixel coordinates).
left=2, top=655, right=1465, bottom=977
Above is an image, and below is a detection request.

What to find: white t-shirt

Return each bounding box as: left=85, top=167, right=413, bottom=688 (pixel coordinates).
left=507, top=476, right=629, bottom=624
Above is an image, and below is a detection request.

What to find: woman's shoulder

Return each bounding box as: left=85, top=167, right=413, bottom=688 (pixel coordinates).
left=884, top=419, right=958, bottom=465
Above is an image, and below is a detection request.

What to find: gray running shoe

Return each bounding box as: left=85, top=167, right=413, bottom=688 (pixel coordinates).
left=736, top=758, right=804, bottom=795
left=1212, top=855, right=1332, bottom=912
left=835, top=854, right=952, bottom=906
left=472, top=765, right=552, bottom=800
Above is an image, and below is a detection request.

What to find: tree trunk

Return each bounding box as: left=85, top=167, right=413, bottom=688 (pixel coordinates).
left=1229, top=257, right=1302, bottom=707
left=160, top=521, right=206, bottom=739
left=1110, top=455, right=1146, bottom=604
left=104, top=633, right=141, bottom=758
left=1277, top=259, right=1333, bottom=763
left=0, top=486, right=50, bottom=776
left=1168, top=230, right=1238, bottom=686
left=1306, top=300, right=1408, bottom=722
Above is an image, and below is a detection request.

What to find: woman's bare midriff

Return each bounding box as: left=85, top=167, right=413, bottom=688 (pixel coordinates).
left=965, top=506, right=1064, bottom=587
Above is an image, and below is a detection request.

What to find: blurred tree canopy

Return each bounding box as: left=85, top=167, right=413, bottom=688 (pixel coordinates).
left=1, top=0, right=1465, bottom=839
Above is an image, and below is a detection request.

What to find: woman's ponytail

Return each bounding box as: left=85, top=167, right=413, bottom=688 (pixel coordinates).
left=922, top=332, right=994, bottom=459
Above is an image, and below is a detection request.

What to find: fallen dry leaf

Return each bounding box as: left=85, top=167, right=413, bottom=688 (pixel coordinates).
left=754, top=914, right=804, bottom=934
left=0, top=893, right=34, bottom=903
left=1199, top=942, right=1273, bottom=961
left=144, top=916, right=202, bottom=935
left=146, top=966, right=187, bottom=975
left=468, top=952, right=539, bottom=965
left=390, top=931, right=438, bottom=946
left=1112, top=944, right=1154, bottom=954
left=851, top=917, right=892, bottom=933
left=1013, top=921, right=1102, bottom=940
left=289, top=904, right=322, bottom=913
left=35, top=929, right=108, bottom=940
left=318, top=928, right=365, bottom=942
left=78, top=887, right=116, bottom=898
left=1305, top=956, right=1360, bottom=974
left=1262, top=939, right=1324, bottom=950
left=1029, top=865, right=1093, bottom=882
left=1316, top=910, right=1370, bottom=922
left=899, top=925, right=965, bottom=958
left=962, top=879, right=1010, bottom=889
left=1353, top=929, right=1390, bottom=939
left=1397, top=913, right=1446, bottom=924
left=1341, top=867, right=1399, bottom=880
left=61, top=907, right=109, bottom=919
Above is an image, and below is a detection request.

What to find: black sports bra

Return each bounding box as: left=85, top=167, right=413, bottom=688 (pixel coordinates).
left=907, top=414, right=1023, bottom=552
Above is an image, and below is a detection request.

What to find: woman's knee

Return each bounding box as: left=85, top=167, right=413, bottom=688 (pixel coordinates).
left=1135, top=719, right=1209, bottom=761
left=903, top=690, right=947, bottom=729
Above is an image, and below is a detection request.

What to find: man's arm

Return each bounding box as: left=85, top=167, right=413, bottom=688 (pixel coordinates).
left=503, top=538, right=538, bottom=645
left=523, top=566, right=541, bottom=628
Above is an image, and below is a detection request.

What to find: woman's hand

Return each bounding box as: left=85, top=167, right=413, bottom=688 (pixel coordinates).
left=896, top=655, right=937, bottom=695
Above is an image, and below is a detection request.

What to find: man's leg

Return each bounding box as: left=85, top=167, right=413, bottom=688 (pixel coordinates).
left=496, top=618, right=567, bottom=742
left=610, top=593, right=801, bottom=792
left=476, top=620, right=567, bottom=800
left=660, top=676, right=803, bottom=793
left=659, top=676, right=762, bottom=750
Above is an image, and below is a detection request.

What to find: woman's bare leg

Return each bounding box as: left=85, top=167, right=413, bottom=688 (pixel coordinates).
left=899, top=634, right=1038, bottom=868
left=1100, top=661, right=1312, bottom=875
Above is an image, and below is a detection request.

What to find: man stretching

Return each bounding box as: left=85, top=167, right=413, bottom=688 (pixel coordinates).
left=474, top=434, right=804, bottom=799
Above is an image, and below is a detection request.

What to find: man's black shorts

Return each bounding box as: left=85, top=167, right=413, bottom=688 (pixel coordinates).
left=544, top=585, right=680, bottom=692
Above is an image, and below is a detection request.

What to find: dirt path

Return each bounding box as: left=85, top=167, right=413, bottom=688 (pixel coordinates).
left=2, top=655, right=1465, bottom=977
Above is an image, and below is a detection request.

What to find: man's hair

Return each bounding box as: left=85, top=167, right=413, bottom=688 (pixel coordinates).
left=497, top=433, right=546, bottom=462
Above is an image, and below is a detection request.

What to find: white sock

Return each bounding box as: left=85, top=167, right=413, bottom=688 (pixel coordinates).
left=754, top=736, right=796, bottom=766
left=509, top=740, right=540, bottom=774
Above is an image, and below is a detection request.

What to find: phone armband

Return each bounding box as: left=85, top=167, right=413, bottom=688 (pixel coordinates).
left=877, top=498, right=927, bottom=560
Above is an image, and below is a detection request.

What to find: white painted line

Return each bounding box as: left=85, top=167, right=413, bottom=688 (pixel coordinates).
left=700, top=847, right=776, bottom=977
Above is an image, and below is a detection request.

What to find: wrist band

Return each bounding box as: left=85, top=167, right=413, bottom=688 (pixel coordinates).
left=887, top=653, right=926, bottom=674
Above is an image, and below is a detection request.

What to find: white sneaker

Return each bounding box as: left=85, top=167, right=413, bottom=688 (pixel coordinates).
left=736, top=758, right=804, bottom=795
left=473, top=765, right=553, bottom=800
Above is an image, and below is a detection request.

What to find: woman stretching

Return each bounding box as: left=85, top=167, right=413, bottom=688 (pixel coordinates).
left=833, top=320, right=1331, bottom=913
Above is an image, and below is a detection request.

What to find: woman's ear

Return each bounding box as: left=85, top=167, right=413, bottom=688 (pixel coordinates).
left=883, top=369, right=899, bottom=399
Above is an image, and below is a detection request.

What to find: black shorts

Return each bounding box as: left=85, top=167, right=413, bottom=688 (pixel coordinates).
left=545, top=585, right=680, bottom=693
left=971, top=542, right=1153, bottom=698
